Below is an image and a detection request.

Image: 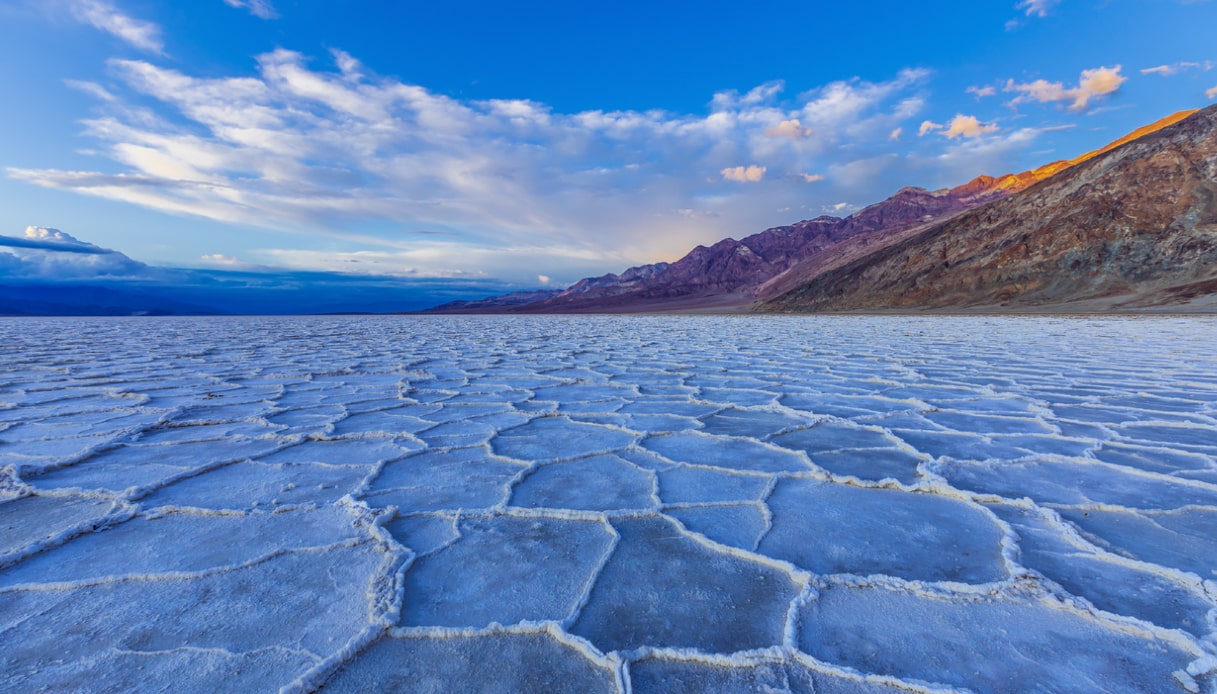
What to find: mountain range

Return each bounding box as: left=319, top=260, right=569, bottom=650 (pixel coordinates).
left=430, top=105, right=1217, bottom=314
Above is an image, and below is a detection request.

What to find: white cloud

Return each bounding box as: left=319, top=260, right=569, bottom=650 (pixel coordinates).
left=256, top=244, right=617, bottom=281
left=64, top=79, right=117, bottom=102
left=799, top=68, right=930, bottom=137
left=967, top=85, right=997, bottom=98
left=721, top=165, right=766, bottom=182
left=712, top=81, right=786, bottom=110
left=223, top=0, right=277, bottom=19
left=797, top=173, right=824, bottom=183
left=1208, top=85, right=1217, bottom=99
left=1141, top=61, right=1211, bottom=76
left=927, top=126, right=1046, bottom=182
left=537, top=274, right=551, bottom=284
left=1004, top=65, right=1127, bottom=111
left=1017, top=0, right=1059, bottom=17
left=889, top=127, right=902, bottom=140
left=942, top=114, right=999, bottom=139
left=764, top=119, right=811, bottom=138
left=68, top=0, right=164, bottom=54
left=825, top=202, right=858, bottom=214
left=199, top=253, right=255, bottom=268
left=0, top=226, right=148, bottom=279
left=8, top=53, right=948, bottom=278
left=1142, top=65, right=1178, bottom=77
left=919, top=120, right=943, bottom=136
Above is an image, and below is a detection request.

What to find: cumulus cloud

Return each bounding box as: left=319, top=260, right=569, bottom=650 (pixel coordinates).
left=1208, top=85, right=1217, bottom=99
left=0, top=226, right=112, bottom=254
left=797, top=173, right=824, bottom=183
left=942, top=114, right=999, bottom=139
left=889, top=127, right=902, bottom=140
left=68, top=0, right=164, bottom=54
left=920, top=115, right=999, bottom=139
left=721, top=165, right=766, bottom=182
left=8, top=51, right=945, bottom=278
left=1004, top=65, right=1127, bottom=111
left=537, top=274, right=551, bottom=284
left=223, top=0, right=277, bottom=19
left=764, top=119, right=812, bottom=138
left=966, top=85, right=997, bottom=98
left=0, top=226, right=148, bottom=279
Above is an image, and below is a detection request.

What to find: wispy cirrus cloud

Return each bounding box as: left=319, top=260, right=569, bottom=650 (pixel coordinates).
left=1006, top=0, right=1060, bottom=29
left=924, top=126, right=1049, bottom=181
left=223, top=0, right=277, bottom=19
left=1004, top=65, right=1127, bottom=112
left=1016, top=0, right=1060, bottom=18
left=67, top=0, right=164, bottom=54
left=1141, top=61, right=1213, bottom=76
left=6, top=52, right=945, bottom=279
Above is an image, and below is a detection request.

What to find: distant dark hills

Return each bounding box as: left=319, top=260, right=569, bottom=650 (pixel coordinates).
left=430, top=106, right=1217, bottom=314
left=0, top=273, right=522, bottom=317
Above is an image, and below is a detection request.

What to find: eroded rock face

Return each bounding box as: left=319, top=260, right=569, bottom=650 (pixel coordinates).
left=762, top=105, right=1217, bottom=312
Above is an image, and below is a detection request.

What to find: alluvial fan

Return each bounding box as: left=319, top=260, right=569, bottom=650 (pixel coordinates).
left=1, top=315, right=1216, bottom=693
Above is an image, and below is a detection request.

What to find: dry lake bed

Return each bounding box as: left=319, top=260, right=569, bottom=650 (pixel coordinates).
left=2, top=315, right=1216, bottom=693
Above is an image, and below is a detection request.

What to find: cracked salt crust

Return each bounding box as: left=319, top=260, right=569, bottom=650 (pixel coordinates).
left=1, top=314, right=1216, bottom=693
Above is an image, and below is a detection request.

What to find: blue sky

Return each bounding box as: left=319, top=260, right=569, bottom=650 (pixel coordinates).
left=1, top=0, right=1215, bottom=304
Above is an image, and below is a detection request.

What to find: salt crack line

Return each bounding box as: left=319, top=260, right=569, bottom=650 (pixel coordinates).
left=119, top=452, right=295, bottom=502
left=0, top=498, right=136, bottom=572
left=372, top=622, right=630, bottom=693
left=660, top=512, right=812, bottom=590
left=0, top=537, right=370, bottom=594
left=782, top=584, right=817, bottom=652
left=788, top=650, right=960, bottom=694
left=1007, top=500, right=1217, bottom=595
left=111, top=643, right=321, bottom=665
left=812, top=573, right=1215, bottom=668
left=273, top=498, right=416, bottom=694
left=561, top=517, right=620, bottom=632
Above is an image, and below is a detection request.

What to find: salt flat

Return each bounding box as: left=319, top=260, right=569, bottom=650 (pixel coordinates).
left=1, top=315, right=1216, bottom=693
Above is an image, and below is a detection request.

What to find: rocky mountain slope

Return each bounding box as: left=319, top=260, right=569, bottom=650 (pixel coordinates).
left=761, top=105, right=1217, bottom=312
left=426, top=288, right=563, bottom=313
left=506, top=174, right=1031, bottom=313
left=428, top=107, right=1211, bottom=313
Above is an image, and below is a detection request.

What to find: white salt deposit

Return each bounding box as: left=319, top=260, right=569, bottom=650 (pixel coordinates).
left=1, top=314, right=1216, bottom=692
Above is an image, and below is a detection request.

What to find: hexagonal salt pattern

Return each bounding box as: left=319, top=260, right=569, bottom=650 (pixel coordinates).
left=2, top=315, right=1215, bottom=693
